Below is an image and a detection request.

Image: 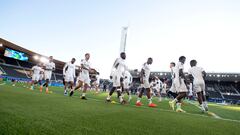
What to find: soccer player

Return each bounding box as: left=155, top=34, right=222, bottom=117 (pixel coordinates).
left=42, top=56, right=55, bottom=94
left=39, top=70, right=44, bottom=92
left=136, top=57, right=157, bottom=107
left=106, top=52, right=128, bottom=104
left=149, top=77, right=160, bottom=101
left=63, top=58, right=76, bottom=96
left=169, top=56, right=188, bottom=112
left=94, top=72, right=100, bottom=93
left=30, top=64, right=42, bottom=90
left=188, top=83, right=193, bottom=100
left=155, top=77, right=163, bottom=102
left=122, top=70, right=133, bottom=102
left=70, top=53, right=93, bottom=99
left=167, top=62, right=178, bottom=99
left=188, top=59, right=208, bottom=112
left=162, top=80, right=168, bottom=99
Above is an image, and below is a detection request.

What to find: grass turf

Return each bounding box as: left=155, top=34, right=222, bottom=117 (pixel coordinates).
left=0, top=82, right=240, bottom=135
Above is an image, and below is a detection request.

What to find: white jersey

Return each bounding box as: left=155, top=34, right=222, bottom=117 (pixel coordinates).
left=110, top=69, right=115, bottom=77
left=171, top=61, right=188, bottom=92
left=63, top=62, right=76, bottom=78
left=123, top=71, right=132, bottom=86
left=112, top=58, right=127, bottom=76
left=173, top=62, right=184, bottom=80
left=142, top=62, right=151, bottom=80
left=188, top=66, right=205, bottom=84
left=171, top=67, right=176, bottom=80
left=77, top=59, right=91, bottom=85
left=156, top=79, right=162, bottom=89
left=44, top=61, right=55, bottom=80
left=32, top=66, right=42, bottom=75
left=112, top=57, right=127, bottom=87
left=44, top=61, right=55, bottom=71
left=81, top=59, right=91, bottom=75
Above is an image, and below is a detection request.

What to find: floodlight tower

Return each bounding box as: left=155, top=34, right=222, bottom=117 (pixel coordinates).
left=119, top=27, right=128, bottom=53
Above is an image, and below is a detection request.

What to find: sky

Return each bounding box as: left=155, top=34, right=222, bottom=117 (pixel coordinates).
left=1, top=0, right=240, bottom=79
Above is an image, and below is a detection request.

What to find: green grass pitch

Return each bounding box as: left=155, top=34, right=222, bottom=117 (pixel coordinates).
left=0, top=82, right=240, bottom=135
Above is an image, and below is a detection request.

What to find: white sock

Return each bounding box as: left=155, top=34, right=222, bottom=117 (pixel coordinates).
left=107, top=95, right=111, bottom=100
left=204, top=101, right=208, bottom=108
left=200, top=104, right=205, bottom=111
left=148, top=98, right=152, bottom=104
left=82, top=93, right=86, bottom=97
left=119, top=96, right=123, bottom=102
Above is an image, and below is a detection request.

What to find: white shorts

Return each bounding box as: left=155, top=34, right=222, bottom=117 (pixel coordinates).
left=161, top=88, right=167, bottom=94
left=78, top=73, right=90, bottom=85
left=32, top=74, right=40, bottom=81
left=64, top=74, right=75, bottom=82
left=44, top=71, right=52, bottom=80
left=169, top=83, right=177, bottom=93
left=142, top=79, right=150, bottom=89
left=123, top=81, right=130, bottom=89
left=193, top=82, right=205, bottom=93
left=113, top=73, right=122, bottom=87
left=172, top=78, right=188, bottom=93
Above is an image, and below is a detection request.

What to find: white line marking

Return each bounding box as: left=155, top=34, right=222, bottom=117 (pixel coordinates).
left=87, top=97, right=240, bottom=123
left=0, top=83, right=6, bottom=86
left=186, top=100, right=222, bottom=119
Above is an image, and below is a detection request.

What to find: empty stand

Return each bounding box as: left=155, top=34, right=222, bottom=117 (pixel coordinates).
left=0, top=64, right=30, bottom=79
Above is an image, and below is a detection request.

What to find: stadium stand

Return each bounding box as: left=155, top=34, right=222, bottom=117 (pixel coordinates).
left=205, top=84, right=223, bottom=99
left=0, top=64, right=30, bottom=78
left=0, top=55, right=18, bottom=66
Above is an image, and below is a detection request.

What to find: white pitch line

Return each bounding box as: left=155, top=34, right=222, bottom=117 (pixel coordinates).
left=0, top=82, right=6, bottom=85
left=86, top=97, right=240, bottom=123
left=186, top=100, right=222, bottom=119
